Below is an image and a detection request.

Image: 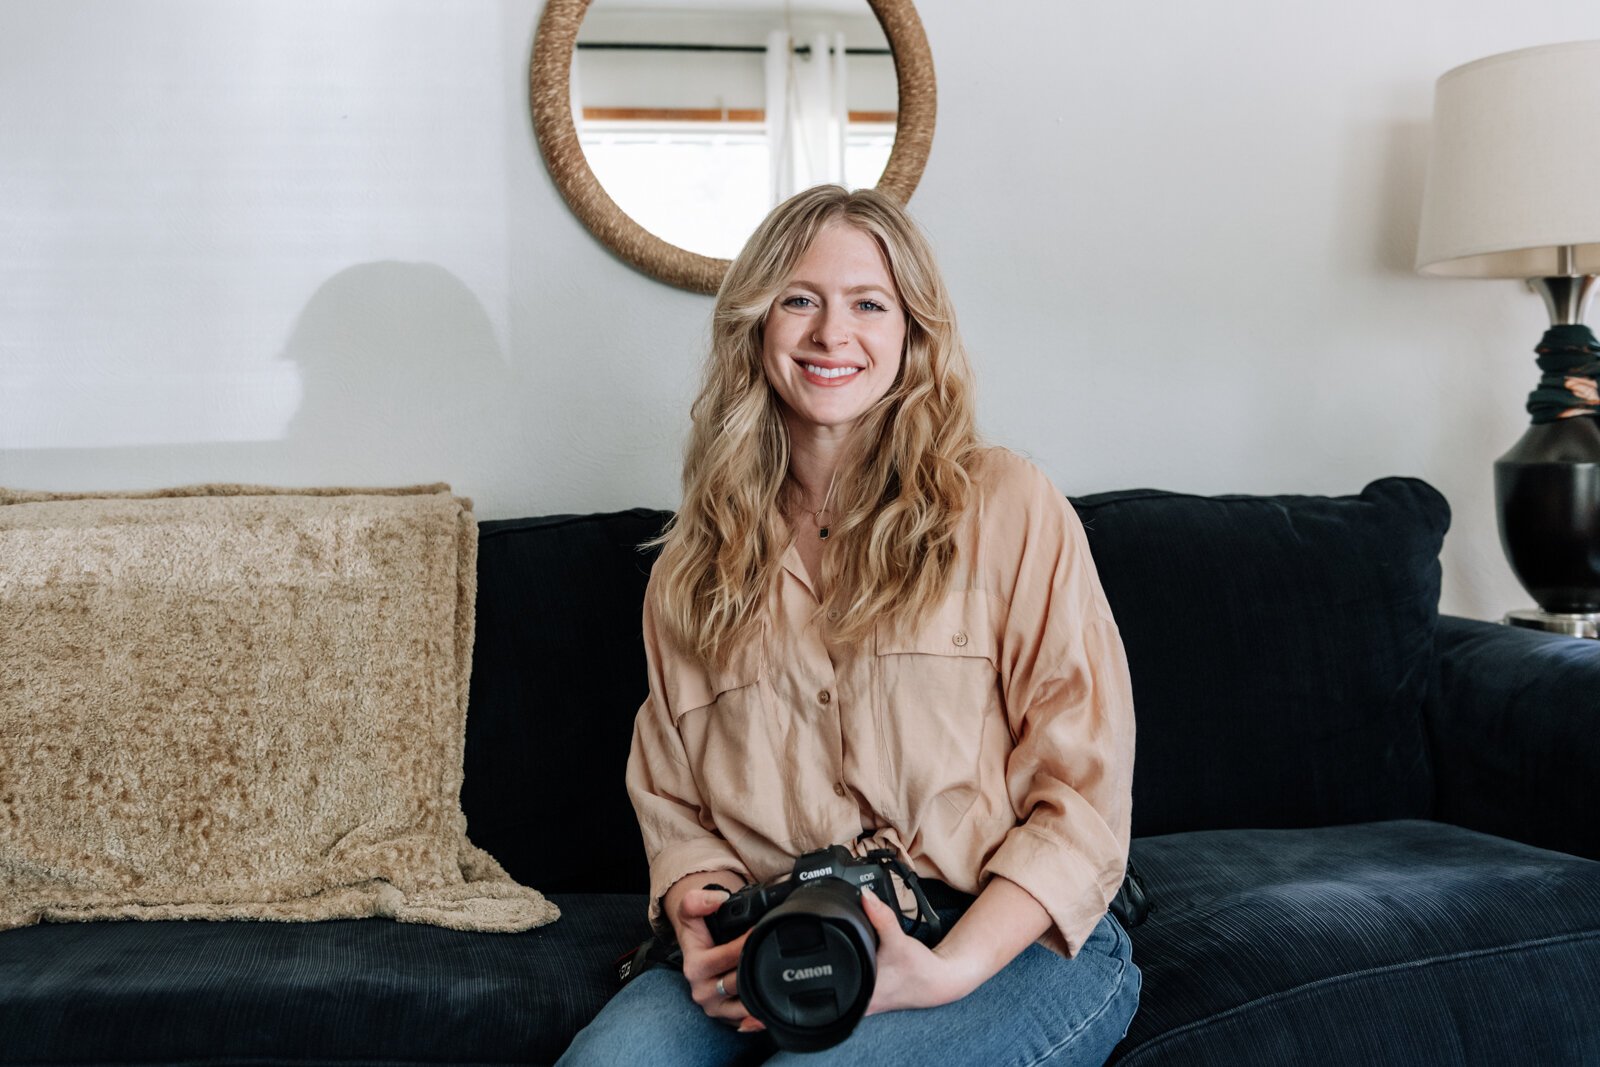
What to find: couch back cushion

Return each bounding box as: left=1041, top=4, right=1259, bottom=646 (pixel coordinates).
left=1073, top=477, right=1449, bottom=837
left=463, top=509, right=670, bottom=895
left=464, top=479, right=1450, bottom=893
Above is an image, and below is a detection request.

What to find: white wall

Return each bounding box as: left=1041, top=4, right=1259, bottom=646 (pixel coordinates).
left=5, top=0, right=1600, bottom=621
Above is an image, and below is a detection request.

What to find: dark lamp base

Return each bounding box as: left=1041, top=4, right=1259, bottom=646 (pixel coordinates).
left=1494, top=417, right=1600, bottom=620
left=1504, top=609, right=1600, bottom=639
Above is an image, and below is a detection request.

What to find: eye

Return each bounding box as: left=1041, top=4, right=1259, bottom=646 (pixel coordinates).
left=857, top=299, right=888, bottom=312
left=782, top=295, right=816, bottom=308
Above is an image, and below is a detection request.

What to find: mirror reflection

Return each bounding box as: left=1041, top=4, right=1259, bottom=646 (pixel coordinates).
left=574, top=1, right=898, bottom=261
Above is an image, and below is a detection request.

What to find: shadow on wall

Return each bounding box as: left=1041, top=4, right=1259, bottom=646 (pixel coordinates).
left=278, top=260, right=527, bottom=489
left=1369, top=116, right=1429, bottom=277
left=0, top=261, right=532, bottom=503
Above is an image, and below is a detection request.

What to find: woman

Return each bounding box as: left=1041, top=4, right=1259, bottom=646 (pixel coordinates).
left=559, top=186, right=1139, bottom=1065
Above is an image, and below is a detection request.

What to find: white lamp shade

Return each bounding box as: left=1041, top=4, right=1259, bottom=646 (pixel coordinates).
left=1416, top=40, right=1600, bottom=278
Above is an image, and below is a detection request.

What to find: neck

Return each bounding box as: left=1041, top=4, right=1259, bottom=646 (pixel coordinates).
left=785, top=424, right=850, bottom=514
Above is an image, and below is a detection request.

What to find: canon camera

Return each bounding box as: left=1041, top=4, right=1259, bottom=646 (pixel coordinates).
left=704, top=844, right=942, bottom=1052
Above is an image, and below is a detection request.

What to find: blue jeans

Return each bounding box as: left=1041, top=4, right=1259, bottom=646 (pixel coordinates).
left=556, top=911, right=1140, bottom=1066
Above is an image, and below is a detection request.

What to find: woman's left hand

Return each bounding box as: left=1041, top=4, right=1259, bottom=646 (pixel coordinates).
left=858, top=888, right=976, bottom=1016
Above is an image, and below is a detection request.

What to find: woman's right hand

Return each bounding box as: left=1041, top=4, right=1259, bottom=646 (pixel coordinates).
left=666, top=878, right=765, bottom=1033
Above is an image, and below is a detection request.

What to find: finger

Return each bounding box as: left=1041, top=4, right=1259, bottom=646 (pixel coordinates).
left=682, top=918, right=751, bottom=974
left=674, top=889, right=734, bottom=953
left=682, top=940, right=744, bottom=982
left=697, top=988, right=754, bottom=1024
left=679, top=888, right=734, bottom=918
left=860, top=888, right=902, bottom=939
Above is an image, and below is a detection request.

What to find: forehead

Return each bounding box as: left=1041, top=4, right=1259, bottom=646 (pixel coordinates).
left=786, top=222, right=897, bottom=292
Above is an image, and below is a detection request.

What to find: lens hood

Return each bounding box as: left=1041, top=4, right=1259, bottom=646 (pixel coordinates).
left=736, top=877, right=877, bottom=1052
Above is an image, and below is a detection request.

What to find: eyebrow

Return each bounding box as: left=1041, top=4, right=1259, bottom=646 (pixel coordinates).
left=786, top=281, right=896, bottom=297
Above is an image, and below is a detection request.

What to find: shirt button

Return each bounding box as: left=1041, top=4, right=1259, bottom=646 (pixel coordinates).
left=833, top=783, right=847, bottom=797
left=819, top=690, right=832, bottom=705
left=952, top=631, right=969, bottom=647
left=827, top=610, right=840, bottom=621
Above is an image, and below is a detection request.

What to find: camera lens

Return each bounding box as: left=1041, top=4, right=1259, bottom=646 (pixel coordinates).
left=737, top=878, right=877, bottom=1052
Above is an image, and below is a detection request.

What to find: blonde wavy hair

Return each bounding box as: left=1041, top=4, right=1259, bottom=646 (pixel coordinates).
left=645, top=185, right=987, bottom=671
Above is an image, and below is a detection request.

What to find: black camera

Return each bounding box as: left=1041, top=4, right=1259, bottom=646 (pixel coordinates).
left=613, top=847, right=1152, bottom=1050
left=705, top=844, right=942, bottom=1052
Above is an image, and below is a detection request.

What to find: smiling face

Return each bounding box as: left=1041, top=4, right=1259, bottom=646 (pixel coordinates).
left=761, top=221, right=908, bottom=438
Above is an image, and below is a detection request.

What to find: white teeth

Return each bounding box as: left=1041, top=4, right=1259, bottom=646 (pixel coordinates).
left=802, top=363, right=860, bottom=379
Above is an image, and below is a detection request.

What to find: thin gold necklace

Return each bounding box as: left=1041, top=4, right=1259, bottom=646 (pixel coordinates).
left=791, top=472, right=839, bottom=540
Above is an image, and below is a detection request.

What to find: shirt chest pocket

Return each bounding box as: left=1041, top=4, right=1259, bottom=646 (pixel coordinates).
left=664, top=641, right=788, bottom=833
left=872, top=589, right=1000, bottom=819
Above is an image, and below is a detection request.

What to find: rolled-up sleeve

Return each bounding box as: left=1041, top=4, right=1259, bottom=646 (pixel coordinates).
left=625, top=577, right=752, bottom=936
left=979, top=463, right=1136, bottom=957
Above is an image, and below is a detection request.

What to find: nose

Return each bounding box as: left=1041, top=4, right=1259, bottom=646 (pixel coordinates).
left=811, top=307, right=848, bottom=349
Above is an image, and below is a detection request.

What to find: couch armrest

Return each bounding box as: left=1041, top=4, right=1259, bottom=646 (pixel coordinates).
left=1425, top=614, right=1600, bottom=860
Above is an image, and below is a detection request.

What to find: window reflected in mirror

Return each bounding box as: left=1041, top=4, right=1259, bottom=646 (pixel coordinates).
left=574, top=1, right=897, bottom=261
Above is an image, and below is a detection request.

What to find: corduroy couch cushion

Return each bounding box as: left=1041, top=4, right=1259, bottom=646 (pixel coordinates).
left=1072, top=478, right=1449, bottom=837
left=0, top=892, right=645, bottom=1067
left=1112, top=820, right=1600, bottom=1065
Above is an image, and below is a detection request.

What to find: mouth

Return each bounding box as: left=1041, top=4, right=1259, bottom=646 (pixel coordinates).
left=797, top=360, right=862, bottom=386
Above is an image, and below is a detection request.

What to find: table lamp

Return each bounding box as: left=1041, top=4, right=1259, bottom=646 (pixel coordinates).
left=1416, top=40, right=1600, bottom=638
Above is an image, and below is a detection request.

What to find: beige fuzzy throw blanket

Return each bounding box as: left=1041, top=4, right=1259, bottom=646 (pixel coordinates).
left=0, top=483, right=558, bottom=934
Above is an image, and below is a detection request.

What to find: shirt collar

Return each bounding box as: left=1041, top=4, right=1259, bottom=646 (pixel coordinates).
left=780, top=534, right=817, bottom=599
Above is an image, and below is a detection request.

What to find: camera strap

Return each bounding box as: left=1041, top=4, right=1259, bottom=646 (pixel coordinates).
left=614, top=934, right=681, bottom=986
left=860, top=847, right=945, bottom=946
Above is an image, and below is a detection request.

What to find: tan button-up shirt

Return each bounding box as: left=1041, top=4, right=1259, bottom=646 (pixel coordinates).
left=626, top=448, right=1136, bottom=957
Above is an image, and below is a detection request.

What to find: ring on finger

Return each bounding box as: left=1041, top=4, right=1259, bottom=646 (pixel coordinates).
left=716, top=976, right=729, bottom=998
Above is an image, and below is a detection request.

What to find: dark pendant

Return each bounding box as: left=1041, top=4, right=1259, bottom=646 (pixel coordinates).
left=819, top=527, right=829, bottom=540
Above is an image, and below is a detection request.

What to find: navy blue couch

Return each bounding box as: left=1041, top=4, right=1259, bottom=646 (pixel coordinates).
left=3, top=477, right=1598, bottom=1065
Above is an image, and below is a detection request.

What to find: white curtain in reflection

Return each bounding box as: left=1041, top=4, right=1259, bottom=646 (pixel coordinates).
left=766, top=30, right=848, bottom=203
left=568, top=48, right=583, bottom=131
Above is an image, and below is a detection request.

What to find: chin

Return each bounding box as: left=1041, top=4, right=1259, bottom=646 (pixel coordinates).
left=795, top=407, right=867, bottom=432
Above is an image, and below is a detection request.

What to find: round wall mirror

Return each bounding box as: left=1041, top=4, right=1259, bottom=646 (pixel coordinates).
left=530, top=0, right=936, bottom=294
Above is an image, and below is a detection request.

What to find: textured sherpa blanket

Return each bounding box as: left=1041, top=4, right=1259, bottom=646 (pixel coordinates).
left=0, top=483, right=558, bottom=934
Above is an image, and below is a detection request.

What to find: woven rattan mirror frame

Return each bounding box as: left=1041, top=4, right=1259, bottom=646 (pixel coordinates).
left=530, top=0, right=937, bottom=294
